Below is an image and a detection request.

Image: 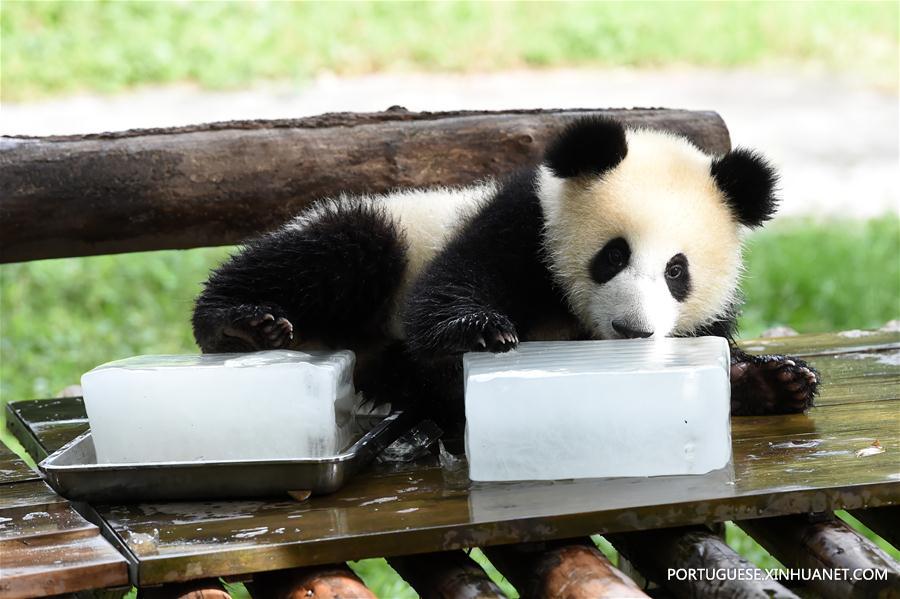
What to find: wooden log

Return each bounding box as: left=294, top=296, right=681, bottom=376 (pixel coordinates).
left=136, top=578, right=230, bottom=599
left=849, top=507, right=900, bottom=549
left=246, top=564, right=376, bottom=599
left=0, top=108, right=730, bottom=262
left=606, top=526, right=800, bottom=598
left=388, top=550, right=506, bottom=599
left=482, top=539, right=648, bottom=599
left=738, top=514, right=900, bottom=599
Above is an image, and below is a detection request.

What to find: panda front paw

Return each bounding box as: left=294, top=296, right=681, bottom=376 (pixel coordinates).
left=428, top=310, right=519, bottom=355
left=730, top=353, right=819, bottom=416
left=222, top=305, right=294, bottom=350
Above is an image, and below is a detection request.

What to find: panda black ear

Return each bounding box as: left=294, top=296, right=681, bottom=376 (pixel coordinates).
left=544, top=116, right=628, bottom=179
left=710, top=148, right=780, bottom=227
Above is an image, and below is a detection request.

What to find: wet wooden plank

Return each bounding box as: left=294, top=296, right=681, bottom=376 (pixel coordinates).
left=0, top=476, right=130, bottom=598
left=0, top=440, right=40, bottom=484
left=736, top=328, right=899, bottom=358
left=95, top=462, right=898, bottom=585
left=0, top=480, right=70, bottom=516
left=0, top=504, right=97, bottom=543
left=0, top=533, right=129, bottom=599
left=732, top=430, right=898, bottom=492
left=6, top=330, right=898, bottom=585
left=732, top=398, right=900, bottom=440
left=800, top=348, right=900, bottom=407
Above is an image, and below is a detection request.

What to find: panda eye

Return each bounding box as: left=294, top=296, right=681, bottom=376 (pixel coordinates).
left=590, top=237, right=630, bottom=285
left=666, top=264, right=683, bottom=279
left=608, top=248, right=625, bottom=266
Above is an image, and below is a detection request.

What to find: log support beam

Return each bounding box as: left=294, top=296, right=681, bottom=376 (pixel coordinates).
left=137, top=578, right=231, bottom=599
left=738, top=513, right=900, bottom=599
left=607, top=525, right=799, bottom=598
left=246, top=564, right=375, bottom=599
left=482, top=538, right=648, bottom=599
left=0, top=108, right=730, bottom=262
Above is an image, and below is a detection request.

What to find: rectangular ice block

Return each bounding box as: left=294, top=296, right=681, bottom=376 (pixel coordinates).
left=81, top=350, right=356, bottom=464
left=464, top=338, right=731, bottom=481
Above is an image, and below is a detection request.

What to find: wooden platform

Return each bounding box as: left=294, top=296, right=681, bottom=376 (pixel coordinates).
left=4, top=329, right=898, bottom=590
left=0, top=443, right=128, bottom=598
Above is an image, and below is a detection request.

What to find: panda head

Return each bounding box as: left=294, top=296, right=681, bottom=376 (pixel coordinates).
left=538, top=116, right=779, bottom=340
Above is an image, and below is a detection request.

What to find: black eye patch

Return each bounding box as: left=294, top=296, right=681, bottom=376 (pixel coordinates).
left=665, top=253, right=691, bottom=302
left=589, top=237, right=630, bottom=285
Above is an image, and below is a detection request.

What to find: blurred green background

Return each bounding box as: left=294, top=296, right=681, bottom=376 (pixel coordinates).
left=1, top=2, right=898, bottom=597
left=3, top=1, right=897, bottom=100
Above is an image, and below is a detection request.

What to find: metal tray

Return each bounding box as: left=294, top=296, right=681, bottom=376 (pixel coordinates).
left=39, top=411, right=407, bottom=502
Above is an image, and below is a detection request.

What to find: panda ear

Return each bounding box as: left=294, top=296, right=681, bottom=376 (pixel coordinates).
left=710, top=148, right=780, bottom=227
left=544, top=116, right=628, bottom=179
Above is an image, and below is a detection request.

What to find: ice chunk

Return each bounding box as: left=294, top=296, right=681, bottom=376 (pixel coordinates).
left=81, top=350, right=356, bottom=463
left=464, top=338, right=732, bottom=481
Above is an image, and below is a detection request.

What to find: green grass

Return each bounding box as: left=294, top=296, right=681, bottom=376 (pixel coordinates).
left=1, top=216, right=897, bottom=595
left=739, top=216, right=900, bottom=337
left=2, top=1, right=897, bottom=101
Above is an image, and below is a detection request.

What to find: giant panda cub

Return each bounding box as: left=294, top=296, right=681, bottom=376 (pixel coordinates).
left=192, top=117, right=819, bottom=423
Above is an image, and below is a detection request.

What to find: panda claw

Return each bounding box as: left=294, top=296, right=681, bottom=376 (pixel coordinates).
left=276, top=317, right=294, bottom=341
left=426, top=310, right=518, bottom=354
left=223, top=308, right=295, bottom=351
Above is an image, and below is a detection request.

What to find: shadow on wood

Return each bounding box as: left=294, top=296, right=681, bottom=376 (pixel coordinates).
left=389, top=550, right=506, bottom=599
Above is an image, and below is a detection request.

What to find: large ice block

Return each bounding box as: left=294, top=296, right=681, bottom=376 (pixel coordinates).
left=81, top=350, right=356, bottom=463
left=464, top=338, right=731, bottom=481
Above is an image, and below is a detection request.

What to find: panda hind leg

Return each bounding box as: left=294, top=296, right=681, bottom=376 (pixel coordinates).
left=730, top=348, right=820, bottom=416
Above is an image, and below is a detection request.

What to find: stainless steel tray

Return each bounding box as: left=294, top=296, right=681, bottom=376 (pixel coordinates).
left=39, top=412, right=407, bottom=502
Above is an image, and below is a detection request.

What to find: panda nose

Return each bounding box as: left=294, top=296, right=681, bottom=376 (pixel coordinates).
left=612, top=319, right=654, bottom=339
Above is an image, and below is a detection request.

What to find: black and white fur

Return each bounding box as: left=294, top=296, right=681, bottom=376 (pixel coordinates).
left=193, top=117, right=819, bottom=423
